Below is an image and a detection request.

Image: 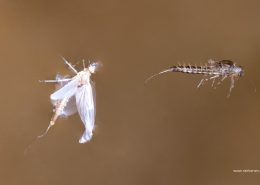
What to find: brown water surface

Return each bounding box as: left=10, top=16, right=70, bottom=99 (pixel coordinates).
left=0, top=0, right=260, bottom=184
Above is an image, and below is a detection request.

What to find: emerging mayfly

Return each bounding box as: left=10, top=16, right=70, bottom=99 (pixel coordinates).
left=146, top=59, right=244, bottom=97
left=39, top=57, right=100, bottom=143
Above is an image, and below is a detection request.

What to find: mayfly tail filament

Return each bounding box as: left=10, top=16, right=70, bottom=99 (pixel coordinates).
left=145, top=68, right=173, bottom=84
left=37, top=97, right=69, bottom=138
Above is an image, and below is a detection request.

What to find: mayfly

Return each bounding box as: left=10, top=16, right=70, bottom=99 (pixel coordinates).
left=146, top=59, right=244, bottom=97
left=39, top=57, right=100, bottom=143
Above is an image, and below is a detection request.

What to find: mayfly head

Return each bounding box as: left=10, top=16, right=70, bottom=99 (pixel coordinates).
left=233, top=65, right=244, bottom=78
left=88, top=62, right=102, bottom=74
left=237, top=66, right=244, bottom=77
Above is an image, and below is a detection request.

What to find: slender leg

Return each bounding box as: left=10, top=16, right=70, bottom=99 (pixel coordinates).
left=197, top=78, right=205, bottom=88
left=207, top=75, right=219, bottom=88
left=211, top=78, right=216, bottom=87
left=209, top=75, right=220, bottom=80
left=197, top=75, right=219, bottom=88
left=217, top=76, right=227, bottom=85
left=227, top=77, right=235, bottom=98
left=60, top=56, right=78, bottom=74
left=39, top=78, right=72, bottom=83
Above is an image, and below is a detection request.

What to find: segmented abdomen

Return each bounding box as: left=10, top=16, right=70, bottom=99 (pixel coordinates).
left=171, top=65, right=220, bottom=75
left=50, top=97, right=70, bottom=125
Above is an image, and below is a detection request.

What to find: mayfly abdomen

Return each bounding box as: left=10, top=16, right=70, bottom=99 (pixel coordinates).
left=171, top=65, right=219, bottom=75
left=37, top=96, right=71, bottom=138
left=51, top=96, right=70, bottom=125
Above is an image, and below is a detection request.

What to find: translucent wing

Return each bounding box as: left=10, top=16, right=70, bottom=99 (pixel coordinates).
left=55, top=74, right=70, bottom=88
left=208, top=59, right=235, bottom=68
left=54, top=75, right=78, bottom=116
left=75, top=82, right=96, bottom=143
left=50, top=76, right=79, bottom=102
left=218, top=60, right=234, bottom=66
left=90, top=80, right=96, bottom=116
left=62, top=95, right=77, bottom=116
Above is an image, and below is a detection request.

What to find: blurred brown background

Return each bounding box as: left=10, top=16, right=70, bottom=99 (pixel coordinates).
left=0, top=0, right=260, bottom=184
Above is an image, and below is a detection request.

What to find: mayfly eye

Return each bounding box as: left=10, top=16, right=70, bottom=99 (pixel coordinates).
left=91, top=62, right=99, bottom=68
left=89, top=62, right=102, bottom=73
left=239, top=67, right=244, bottom=74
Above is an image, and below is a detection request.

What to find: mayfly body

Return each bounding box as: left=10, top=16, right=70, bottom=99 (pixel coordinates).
left=146, top=59, right=244, bottom=97
left=39, top=57, right=100, bottom=143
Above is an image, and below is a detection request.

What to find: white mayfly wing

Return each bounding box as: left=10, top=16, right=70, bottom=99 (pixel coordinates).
left=54, top=74, right=78, bottom=116
left=75, top=80, right=96, bottom=143
left=50, top=75, right=79, bottom=102
left=62, top=95, right=77, bottom=116
left=90, top=80, right=96, bottom=116
left=55, top=74, right=70, bottom=87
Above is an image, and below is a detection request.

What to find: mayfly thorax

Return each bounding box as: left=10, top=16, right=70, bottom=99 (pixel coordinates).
left=146, top=59, right=244, bottom=97
left=39, top=57, right=101, bottom=143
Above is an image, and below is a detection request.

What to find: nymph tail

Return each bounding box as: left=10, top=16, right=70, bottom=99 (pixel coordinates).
left=145, top=68, right=173, bottom=84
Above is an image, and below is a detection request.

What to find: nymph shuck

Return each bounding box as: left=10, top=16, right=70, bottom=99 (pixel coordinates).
left=39, top=57, right=100, bottom=143
left=146, top=59, right=244, bottom=97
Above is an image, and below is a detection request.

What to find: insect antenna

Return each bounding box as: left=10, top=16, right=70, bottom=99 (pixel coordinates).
left=145, top=68, right=173, bottom=84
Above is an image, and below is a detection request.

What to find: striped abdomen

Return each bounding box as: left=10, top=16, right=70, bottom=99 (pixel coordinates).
left=170, top=65, right=220, bottom=75
left=50, top=97, right=70, bottom=126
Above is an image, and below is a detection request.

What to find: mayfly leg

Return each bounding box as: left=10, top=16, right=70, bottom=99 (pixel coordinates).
left=227, top=76, right=235, bottom=98
left=210, top=75, right=228, bottom=89
left=39, top=78, right=72, bottom=83
left=197, top=75, right=220, bottom=88
left=211, top=76, right=225, bottom=88
left=216, top=76, right=227, bottom=86
left=60, top=56, right=78, bottom=74
left=211, top=78, right=216, bottom=87
left=197, top=78, right=206, bottom=88
left=197, top=75, right=209, bottom=88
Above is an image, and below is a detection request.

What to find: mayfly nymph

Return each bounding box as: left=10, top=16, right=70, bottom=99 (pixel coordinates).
left=146, top=59, right=244, bottom=97
left=39, top=57, right=101, bottom=143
